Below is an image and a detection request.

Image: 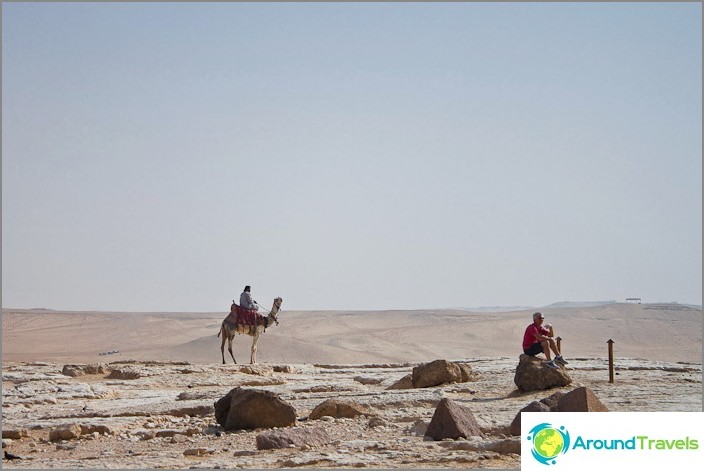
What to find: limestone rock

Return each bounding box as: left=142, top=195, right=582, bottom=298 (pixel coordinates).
left=79, top=424, right=112, bottom=436
left=106, top=367, right=141, bottom=380
left=214, top=388, right=296, bottom=431
left=256, top=426, right=330, bottom=450
left=386, top=374, right=413, bottom=390
left=272, top=365, right=298, bottom=373
left=513, top=354, right=572, bottom=392
left=62, top=364, right=107, bottom=377
left=49, top=424, right=82, bottom=442
left=454, top=362, right=479, bottom=382
left=440, top=437, right=521, bottom=454
left=412, top=360, right=462, bottom=388
left=540, top=391, right=565, bottom=411
left=509, top=401, right=551, bottom=436
left=2, top=429, right=28, bottom=440
left=309, top=399, right=375, bottom=420
left=424, top=398, right=484, bottom=441
left=239, top=365, right=273, bottom=376
left=557, top=387, right=609, bottom=412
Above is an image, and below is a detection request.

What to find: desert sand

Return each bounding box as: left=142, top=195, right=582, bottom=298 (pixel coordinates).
left=1, top=302, right=702, bottom=469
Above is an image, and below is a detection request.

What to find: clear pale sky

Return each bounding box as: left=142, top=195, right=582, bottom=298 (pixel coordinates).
left=2, top=2, right=702, bottom=312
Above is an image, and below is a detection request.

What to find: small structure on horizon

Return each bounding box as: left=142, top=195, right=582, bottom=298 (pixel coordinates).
left=626, top=298, right=641, bottom=304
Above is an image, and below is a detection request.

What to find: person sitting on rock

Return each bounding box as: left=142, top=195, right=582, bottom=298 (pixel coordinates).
left=522, top=312, right=568, bottom=369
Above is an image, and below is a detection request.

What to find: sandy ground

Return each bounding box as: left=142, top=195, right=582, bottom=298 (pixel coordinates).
left=2, top=302, right=702, bottom=364
left=1, top=302, right=702, bottom=469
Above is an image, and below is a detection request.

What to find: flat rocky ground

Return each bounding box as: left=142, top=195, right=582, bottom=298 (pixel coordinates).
left=2, top=357, right=701, bottom=469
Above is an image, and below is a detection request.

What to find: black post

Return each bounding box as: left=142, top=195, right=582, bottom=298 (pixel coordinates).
left=607, top=339, right=615, bottom=383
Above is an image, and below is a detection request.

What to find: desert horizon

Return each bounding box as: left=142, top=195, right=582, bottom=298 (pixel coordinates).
left=2, top=301, right=702, bottom=365
left=2, top=302, right=702, bottom=468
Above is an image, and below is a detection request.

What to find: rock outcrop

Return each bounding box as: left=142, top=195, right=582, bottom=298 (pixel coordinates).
left=61, top=364, right=107, bottom=377
left=256, top=426, right=330, bottom=450
left=557, top=386, right=608, bottom=412
left=309, top=399, right=375, bottom=420
left=412, top=360, right=462, bottom=388
left=424, top=398, right=484, bottom=441
left=513, top=354, right=571, bottom=391
left=214, top=388, right=296, bottom=431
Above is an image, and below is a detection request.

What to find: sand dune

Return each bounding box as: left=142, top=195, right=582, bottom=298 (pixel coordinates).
left=2, top=303, right=701, bottom=364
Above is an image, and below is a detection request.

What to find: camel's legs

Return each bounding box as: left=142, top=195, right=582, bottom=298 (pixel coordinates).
left=227, top=334, right=237, bottom=364
left=250, top=332, right=261, bottom=364
left=220, top=325, right=227, bottom=364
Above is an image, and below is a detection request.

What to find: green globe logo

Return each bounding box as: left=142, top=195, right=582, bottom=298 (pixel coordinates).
left=534, top=428, right=564, bottom=458
left=527, top=423, right=571, bottom=465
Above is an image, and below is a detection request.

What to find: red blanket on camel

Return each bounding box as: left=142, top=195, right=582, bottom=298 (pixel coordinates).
left=224, top=303, right=262, bottom=327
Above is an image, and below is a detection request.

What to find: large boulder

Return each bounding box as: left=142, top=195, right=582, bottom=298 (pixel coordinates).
left=309, top=399, right=375, bottom=420
left=557, top=387, right=608, bottom=412
left=424, top=398, right=485, bottom=441
left=509, top=401, right=551, bottom=436
left=256, top=426, right=330, bottom=450
left=214, top=388, right=296, bottom=431
left=513, top=355, right=571, bottom=392
left=412, top=360, right=463, bottom=388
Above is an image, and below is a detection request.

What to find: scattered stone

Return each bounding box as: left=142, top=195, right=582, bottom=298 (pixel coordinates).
left=155, top=430, right=178, bottom=438
left=272, top=365, right=298, bottom=374
left=166, top=405, right=213, bottom=417
left=2, top=429, right=28, bottom=440
left=368, top=417, right=387, bottom=428
left=557, top=387, right=609, bottom=412
left=49, top=424, right=82, bottom=442
left=171, top=434, right=187, bottom=444
left=309, top=399, right=376, bottom=420
left=509, top=401, right=551, bottom=436
left=79, top=424, right=112, bottom=436
left=387, top=374, right=413, bottom=390
left=256, top=426, right=330, bottom=450
left=412, top=360, right=463, bottom=388
left=425, top=398, right=485, bottom=441
left=513, top=354, right=572, bottom=392
left=214, top=388, right=297, bottom=431
left=183, top=447, right=212, bottom=456
left=2, top=439, right=11, bottom=448
left=135, top=431, right=155, bottom=441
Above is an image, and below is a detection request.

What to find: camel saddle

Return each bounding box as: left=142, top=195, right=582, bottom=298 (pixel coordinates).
left=225, top=302, right=264, bottom=328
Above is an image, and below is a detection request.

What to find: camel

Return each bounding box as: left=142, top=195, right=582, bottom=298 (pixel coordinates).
left=218, top=297, right=283, bottom=364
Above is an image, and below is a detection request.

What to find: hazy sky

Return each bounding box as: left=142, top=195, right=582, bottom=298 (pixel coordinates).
left=2, top=2, right=702, bottom=312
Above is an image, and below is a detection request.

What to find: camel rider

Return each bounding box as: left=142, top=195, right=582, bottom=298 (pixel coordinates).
left=240, top=285, right=259, bottom=311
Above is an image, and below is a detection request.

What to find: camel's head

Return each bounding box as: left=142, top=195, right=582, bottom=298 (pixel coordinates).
left=271, top=297, right=283, bottom=325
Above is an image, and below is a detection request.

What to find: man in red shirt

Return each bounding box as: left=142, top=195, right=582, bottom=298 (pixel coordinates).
left=522, top=312, right=568, bottom=369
